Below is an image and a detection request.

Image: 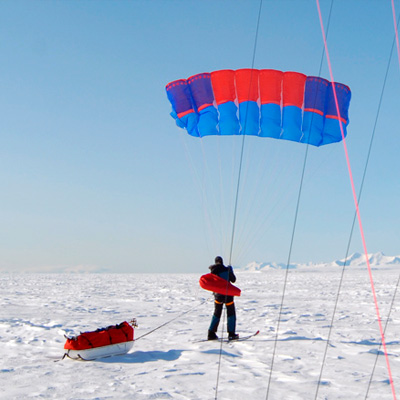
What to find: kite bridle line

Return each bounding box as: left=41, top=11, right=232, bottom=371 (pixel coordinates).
left=314, top=0, right=398, bottom=396
left=213, top=2, right=265, bottom=399
left=264, top=1, right=335, bottom=398
left=315, top=1, right=397, bottom=399
left=365, top=2, right=400, bottom=398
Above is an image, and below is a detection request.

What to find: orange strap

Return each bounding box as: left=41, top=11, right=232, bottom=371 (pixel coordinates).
left=215, top=300, right=235, bottom=306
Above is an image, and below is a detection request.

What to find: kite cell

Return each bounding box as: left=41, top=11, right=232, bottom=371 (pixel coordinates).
left=166, top=69, right=351, bottom=147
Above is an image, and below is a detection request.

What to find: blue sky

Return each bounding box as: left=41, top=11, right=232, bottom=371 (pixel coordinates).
left=0, top=0, right=399, bottom=273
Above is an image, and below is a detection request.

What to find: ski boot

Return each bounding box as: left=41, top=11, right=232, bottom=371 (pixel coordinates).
left=208, top=330, right=219, bottom=340
left=228, top=332, right=239, bottom=341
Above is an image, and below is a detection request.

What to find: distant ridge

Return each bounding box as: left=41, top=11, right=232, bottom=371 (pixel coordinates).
left=240, top=252, right=400, bottom=272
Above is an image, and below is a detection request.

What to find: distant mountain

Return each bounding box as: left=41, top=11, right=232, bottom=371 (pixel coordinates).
left=333, top=251, right=400, bottom=267
left=241, top=261, right=298, bottom=271
left=240, top=252, right=400, bottom=272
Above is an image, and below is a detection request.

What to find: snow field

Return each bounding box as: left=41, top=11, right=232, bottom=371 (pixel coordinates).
left=0, top=268, right=399, bottom=399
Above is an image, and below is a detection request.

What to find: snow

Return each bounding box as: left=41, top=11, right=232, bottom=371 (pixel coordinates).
left=0, top=263, right=399, bottom=399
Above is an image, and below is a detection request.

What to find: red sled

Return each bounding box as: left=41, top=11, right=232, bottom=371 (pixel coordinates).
left=199, top=273, right=241, bottom=297
left=63, top=319, right=136, bottom=361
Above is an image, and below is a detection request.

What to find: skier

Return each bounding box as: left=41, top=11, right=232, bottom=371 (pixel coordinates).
left=207, top=256, right=239, bottom=340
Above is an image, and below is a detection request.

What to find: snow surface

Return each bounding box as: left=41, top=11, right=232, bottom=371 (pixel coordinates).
left=1, top=265, right=399, bottom=399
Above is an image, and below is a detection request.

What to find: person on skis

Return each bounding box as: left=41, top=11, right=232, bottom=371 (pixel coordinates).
left=207, top=256, right=239, bottom=341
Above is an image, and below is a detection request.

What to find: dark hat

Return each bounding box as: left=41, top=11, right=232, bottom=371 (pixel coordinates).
left=215, top=256, right=223, bottom=264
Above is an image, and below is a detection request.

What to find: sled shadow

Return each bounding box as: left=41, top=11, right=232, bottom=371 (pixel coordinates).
left=95, top=349, right=184, bottom=364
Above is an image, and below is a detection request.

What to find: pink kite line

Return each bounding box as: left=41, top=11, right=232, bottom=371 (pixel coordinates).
left=316, top=1, right=397, bottom=399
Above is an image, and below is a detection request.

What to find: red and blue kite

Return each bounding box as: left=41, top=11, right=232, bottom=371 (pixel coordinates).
left=166, top=69, right=351, bottom=146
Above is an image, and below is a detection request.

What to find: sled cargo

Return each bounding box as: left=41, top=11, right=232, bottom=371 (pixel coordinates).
left=63, top=320, right=136, bottom=361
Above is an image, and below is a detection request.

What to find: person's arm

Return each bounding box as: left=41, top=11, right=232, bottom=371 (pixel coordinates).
left=228, top=265, right=236, bottom=283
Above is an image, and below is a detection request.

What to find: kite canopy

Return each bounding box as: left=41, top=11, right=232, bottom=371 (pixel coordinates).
left=166, top=69, right=351, bottom=147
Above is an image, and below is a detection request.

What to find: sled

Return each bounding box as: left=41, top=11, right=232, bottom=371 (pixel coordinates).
left=63, top=319, right=137, bottom=361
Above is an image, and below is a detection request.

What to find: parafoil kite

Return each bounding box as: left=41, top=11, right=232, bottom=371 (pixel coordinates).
left=166, top=69, right=351, bottom=146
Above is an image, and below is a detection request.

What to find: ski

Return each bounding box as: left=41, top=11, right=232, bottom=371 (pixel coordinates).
left=223, top=330, right=260, bottom=342
left=194, top=330, right=260, bottom=343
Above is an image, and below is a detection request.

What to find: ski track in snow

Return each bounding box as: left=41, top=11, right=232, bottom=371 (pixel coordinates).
left=0, top=268, right=399, bottom=399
